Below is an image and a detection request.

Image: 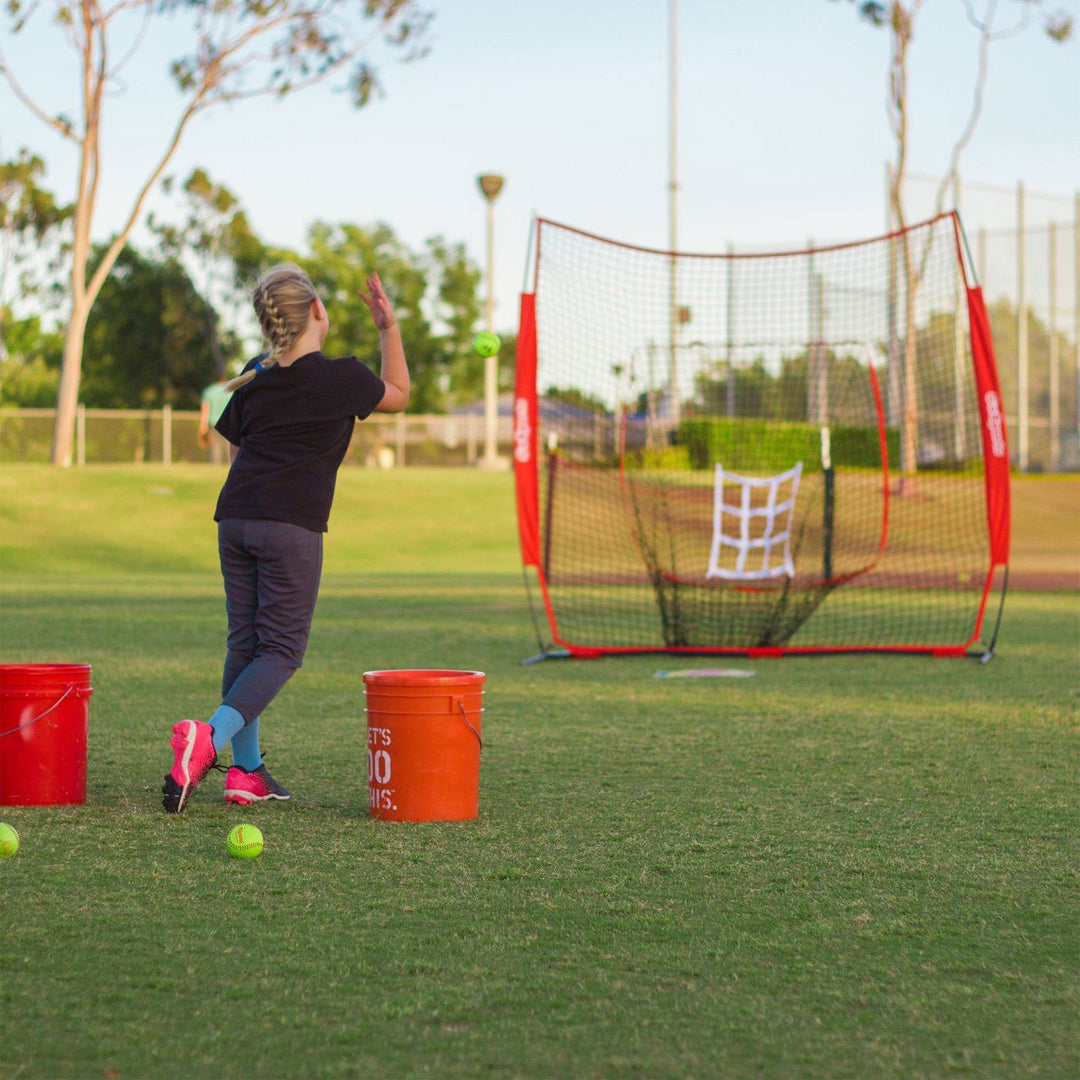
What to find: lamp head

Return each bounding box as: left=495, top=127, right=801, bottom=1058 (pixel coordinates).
left=477, top=174, right=505, bottom=202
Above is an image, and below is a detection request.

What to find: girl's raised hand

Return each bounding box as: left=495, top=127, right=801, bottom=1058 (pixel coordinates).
left=359, top=273, right=397, bottom=331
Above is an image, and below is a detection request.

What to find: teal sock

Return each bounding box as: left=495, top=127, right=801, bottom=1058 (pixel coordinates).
left=230, top=715, right=262, bottom=771
left=207, top=705, right=245, bottom=754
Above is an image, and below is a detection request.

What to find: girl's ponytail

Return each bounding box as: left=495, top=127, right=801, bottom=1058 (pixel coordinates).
left=225, top=264, right=318, bottom=392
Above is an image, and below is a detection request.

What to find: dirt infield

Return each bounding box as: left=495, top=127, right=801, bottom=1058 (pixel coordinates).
left=1010, top=477, right=1079, bottom=590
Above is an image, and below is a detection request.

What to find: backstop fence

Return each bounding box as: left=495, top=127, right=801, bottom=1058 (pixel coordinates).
left=897, top=174, right=1078, bottom=473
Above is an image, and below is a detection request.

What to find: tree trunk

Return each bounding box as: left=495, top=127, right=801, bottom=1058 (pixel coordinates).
left=51, top=301, right=90, bottom=466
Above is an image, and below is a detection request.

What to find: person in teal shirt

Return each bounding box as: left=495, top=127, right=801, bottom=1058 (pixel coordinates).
left=199, top=376, right=233, bottom=463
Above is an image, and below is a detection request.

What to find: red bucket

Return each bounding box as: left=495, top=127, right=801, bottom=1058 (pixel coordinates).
left=363, top=669, right=484, bottom=822
left=0, top=664, right=93, bottom=806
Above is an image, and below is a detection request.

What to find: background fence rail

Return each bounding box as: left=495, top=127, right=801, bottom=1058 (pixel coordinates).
left=0, top=408, right=516, bottom=467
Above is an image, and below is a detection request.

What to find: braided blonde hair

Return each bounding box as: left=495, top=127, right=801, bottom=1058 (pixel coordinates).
left=224, top=263, right=319, bottom=392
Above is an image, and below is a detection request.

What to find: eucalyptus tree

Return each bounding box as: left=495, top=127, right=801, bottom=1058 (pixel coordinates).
left=0, top=0, right=431, bottom=464
left=152, top=168, right=265, bottom=376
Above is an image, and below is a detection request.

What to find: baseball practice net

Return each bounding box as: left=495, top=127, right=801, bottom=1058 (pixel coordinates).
left=513, top=213, right=1010, bottom=659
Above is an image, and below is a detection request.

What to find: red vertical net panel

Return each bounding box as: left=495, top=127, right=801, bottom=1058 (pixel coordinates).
left=514, top=213, right=1009, bottom=656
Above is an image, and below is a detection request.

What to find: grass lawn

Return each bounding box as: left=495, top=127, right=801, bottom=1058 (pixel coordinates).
left=1, top=467, right=1077, bottom=1078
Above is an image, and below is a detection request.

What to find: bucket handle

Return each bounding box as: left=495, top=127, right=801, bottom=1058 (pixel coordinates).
left=0, top=684, right=76, bottom=738
left=457, top=701, right=483, bottom=750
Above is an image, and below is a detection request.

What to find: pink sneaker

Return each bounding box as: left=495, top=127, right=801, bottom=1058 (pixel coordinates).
left=162, top=719, right=217, bottom=814
left=224, top=764, right=292, bottom=805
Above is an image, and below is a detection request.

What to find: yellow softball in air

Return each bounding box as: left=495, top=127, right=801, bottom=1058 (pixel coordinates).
left=472, top=332, right=501, bottom=358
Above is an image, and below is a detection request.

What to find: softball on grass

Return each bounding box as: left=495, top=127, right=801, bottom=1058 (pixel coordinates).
left=227, top=824, right=263, bottom=860
left=0, top=823, right=19, bottom=859
left=472, top=331, right=501, bottom=358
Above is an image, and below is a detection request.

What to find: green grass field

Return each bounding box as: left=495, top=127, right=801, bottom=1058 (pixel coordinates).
left=1, top=467, right=1077, bottom=1079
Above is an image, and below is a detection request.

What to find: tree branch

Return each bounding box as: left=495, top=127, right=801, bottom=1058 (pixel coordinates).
left=209, top=49, right=360, bottom=104
left=102, top=0, right=153, bottom=18
left=933, top=0, right=996, bottom=216
left=963, top=0, right=1032, bottom=38
left=186, top=5, right=391, bottom=107
left=84, top=92, right=207, bottom=307
left=107, top=2, right=154, bottom=79
left=85, top=7, right=109, bottom=247
left=0, top=48, right=79, bottom=140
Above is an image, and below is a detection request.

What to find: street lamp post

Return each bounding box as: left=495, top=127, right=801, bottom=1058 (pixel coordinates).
left=477, top=173, right=507, bottom=469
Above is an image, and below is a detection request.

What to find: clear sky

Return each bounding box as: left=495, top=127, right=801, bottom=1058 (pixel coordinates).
left=2, top=0, right=1077, bottom=335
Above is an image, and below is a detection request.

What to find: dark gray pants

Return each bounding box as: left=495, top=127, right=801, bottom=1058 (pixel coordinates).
left=218, top=518, right=323, bottom=723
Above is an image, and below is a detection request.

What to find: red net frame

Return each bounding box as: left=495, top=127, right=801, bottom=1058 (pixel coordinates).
left=514, top=213, right=1010, bottom=660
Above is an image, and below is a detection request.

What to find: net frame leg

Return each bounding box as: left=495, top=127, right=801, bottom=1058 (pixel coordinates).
left=520, top=648, right=572, bottom=666
left=519, top=564, right=571, bottom=665
left=973, top=566, right=1009, bottom=665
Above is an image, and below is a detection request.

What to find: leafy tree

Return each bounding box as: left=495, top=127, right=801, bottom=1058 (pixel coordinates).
left=0, top=152, right=69, bottom=403
left=0, top=0, right=432, bottom=463
left=152, top=169, right=265, bottom=376
left=271, top=221, right=483, bottom=413
left=544, top=387, right=609, bottom=414
left=691, top=350, right=870, bottom=425
left=0, top=150, right=71, bottom=316
left=0, top=312, right=63, bottom=405
left=292, top=221, right=437, bottom=409
left=496, top=332, right=518, bottom=395
left=81, top=244, right=229, bottom=408
left=984, top=297, right=1077, bottom=458
left=428, top=237, right=483, bottom=403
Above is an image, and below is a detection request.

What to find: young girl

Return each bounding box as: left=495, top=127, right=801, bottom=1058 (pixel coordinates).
left=162, top=263, right=409, bottom=813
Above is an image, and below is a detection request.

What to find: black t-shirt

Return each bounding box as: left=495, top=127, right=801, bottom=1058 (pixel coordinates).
left=214, top=351, right=386, bottom=532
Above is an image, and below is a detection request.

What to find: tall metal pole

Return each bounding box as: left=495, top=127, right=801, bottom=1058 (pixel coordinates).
left=808, top=239, right=820, bottom=424
left=1017, top=180, right=1029, bottom=472
left=1075, top=191, right=1080, bottom=470
left=726, top=243, right=735, bottom=419
left=667, top=0, right=680, bottom=428
left=486, top=198, right=495, bottom=332
left=952, top=172, right=966, bottom=461
left=1049, top=221, right=1059, bottom=471
left=477, top=173, right=506, bottom=469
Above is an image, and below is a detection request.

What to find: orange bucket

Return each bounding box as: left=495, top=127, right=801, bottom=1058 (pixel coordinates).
left=362, top=669, right=484, bottom=822
left=0, top=664, right=93, bottom=806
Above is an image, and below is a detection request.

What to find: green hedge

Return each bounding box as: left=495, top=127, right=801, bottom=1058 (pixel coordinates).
left=626, top=446, right=693, bottom=471
left=677, top=417, right=898, bottom=472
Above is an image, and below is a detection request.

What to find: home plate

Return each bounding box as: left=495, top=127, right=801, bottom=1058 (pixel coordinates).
left=653, top=668, right=756, bottom=679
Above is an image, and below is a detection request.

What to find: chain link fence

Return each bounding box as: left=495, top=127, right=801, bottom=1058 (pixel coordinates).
left=0, top=407, right=515, bottom=467
left=5, top=174, right=1076, bottom=472
left=900, top=174, right=1079, bottom=472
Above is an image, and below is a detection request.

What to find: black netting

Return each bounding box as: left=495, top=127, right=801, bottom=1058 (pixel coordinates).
left=529, top=215, right=998, bottom=652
